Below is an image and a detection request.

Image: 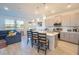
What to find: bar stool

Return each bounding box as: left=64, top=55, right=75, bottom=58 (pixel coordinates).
left=27, top=30, right=32, bottom=45
left=32, top=32, right=38, bottom=47
left=38, top=33, right=49, bottom=55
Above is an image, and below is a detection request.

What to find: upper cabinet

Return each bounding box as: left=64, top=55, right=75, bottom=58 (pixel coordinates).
left=62, top=12, right=79, bottom=26
left=62, top=14, right=71, bottom=26
left=46, top=11, right=79, bottom=27
left=70, top=13, right=78, bottom=26
left=75, top=13, right=79, bottom=26
left=45, top=15, right=62, bottom=27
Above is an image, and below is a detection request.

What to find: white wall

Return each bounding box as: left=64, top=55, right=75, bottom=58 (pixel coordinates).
left=0, top=17, right=5, bottom=30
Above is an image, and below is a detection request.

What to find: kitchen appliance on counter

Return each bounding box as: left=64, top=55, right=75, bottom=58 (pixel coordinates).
left=53, top=22, right=62, bottom=31
left=53, top=28, right=62, bottom=32
left=67, top=29, right=72, bottom=32
left=54, top=23, right=61, bottom=27
left=67, top=26, right=79, bottom=32
left=73, top=27, right=79, bottom=32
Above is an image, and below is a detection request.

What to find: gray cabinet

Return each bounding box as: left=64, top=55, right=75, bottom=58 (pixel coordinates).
left=60, top=32, right=79, bottom=44
left=60, top=32, right=70, bottom=41
left=64, top=32, right=70, bottom=42
left=60, top=32, right=65, bottom=40
left=69, top=33, right=79, bottom=44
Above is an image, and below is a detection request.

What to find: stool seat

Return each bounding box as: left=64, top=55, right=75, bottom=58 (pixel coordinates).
left=39, top=40, right=48, bottom=44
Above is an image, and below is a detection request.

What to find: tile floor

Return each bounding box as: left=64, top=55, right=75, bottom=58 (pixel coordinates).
left=0, top=36, right=78, bottom=55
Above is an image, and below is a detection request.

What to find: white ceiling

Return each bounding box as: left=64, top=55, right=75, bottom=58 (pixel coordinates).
left=0, top=3, right=79, bottom=19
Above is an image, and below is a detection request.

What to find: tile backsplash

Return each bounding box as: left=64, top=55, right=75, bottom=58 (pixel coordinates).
left=46, top=26, right=79, bottom=32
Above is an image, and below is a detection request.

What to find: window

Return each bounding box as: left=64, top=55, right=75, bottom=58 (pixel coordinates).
left=5, top=19, right=24, bottom=30
left=5, top=19, right=15, bottom=30
left=16, top=20, right=24, bottom=29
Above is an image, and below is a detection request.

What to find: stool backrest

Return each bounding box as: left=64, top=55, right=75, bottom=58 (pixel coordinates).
left=27, top=31, right=32, bottom=38
left=32, top=32, right=38, bottom=40
left=38, top=33, right=46, bottom=41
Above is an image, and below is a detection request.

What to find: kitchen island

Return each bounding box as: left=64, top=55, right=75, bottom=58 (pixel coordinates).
left=46, top=32, right=59, bottom=50
left=38, top=31, right=59, bottom=50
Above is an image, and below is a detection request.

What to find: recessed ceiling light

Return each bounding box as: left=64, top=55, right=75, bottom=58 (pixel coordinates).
left=4, top=6, right=9, bottom=10
left=45, top=5, right=48, bottom=9
left=67, top=4, right=71, bottom=8
left=43, top=3, right=48, bottom=10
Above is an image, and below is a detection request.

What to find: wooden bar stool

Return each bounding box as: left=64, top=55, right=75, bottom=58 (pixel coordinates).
left=27, top=30, right=32, bottom=45
left=32, top=32, right=38, bottom=47
left=38, top=33, right=49, bottom=55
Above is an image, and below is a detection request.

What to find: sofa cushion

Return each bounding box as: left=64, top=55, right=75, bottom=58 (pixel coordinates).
left=8, top=31, right=17, bottom=37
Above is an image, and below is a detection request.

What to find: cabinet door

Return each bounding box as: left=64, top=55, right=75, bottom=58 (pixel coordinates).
left=64, top=32, right=70, bottom=42
left=62, top=15, right=71, bottom=26
left=77, top=33, right=79, bottom=44
left=69, top=12, right=79, bottom=26
left=62, top=15, right=67, bottom=26
left=73, top=33, right=79, bottom=44
left=69, top=33, right=75, bottom=43
left=70, top=13, right=78, bottom=26
left=75, top=33, right=79, bottom=44
left=60, top=32, right=70, bottom=41
left=60, top=32, right=65, bottom=40
left=69, top=33, right=79, bottom=44
left=75, top=13, right=79, bottom=26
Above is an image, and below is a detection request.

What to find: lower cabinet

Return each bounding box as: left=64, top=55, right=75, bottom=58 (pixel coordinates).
left=60, top=32, right=70, bottom=42
left=69, top=33, right=79, bottom=44
left=60, top=32, right=79, bottom=44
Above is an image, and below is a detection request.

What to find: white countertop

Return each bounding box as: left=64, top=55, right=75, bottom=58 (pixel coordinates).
left=61, top=31, right=79, bottom=33
left=38, top=31, right=59, bottom=36
left=47, top=32, right=59, bottom=36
